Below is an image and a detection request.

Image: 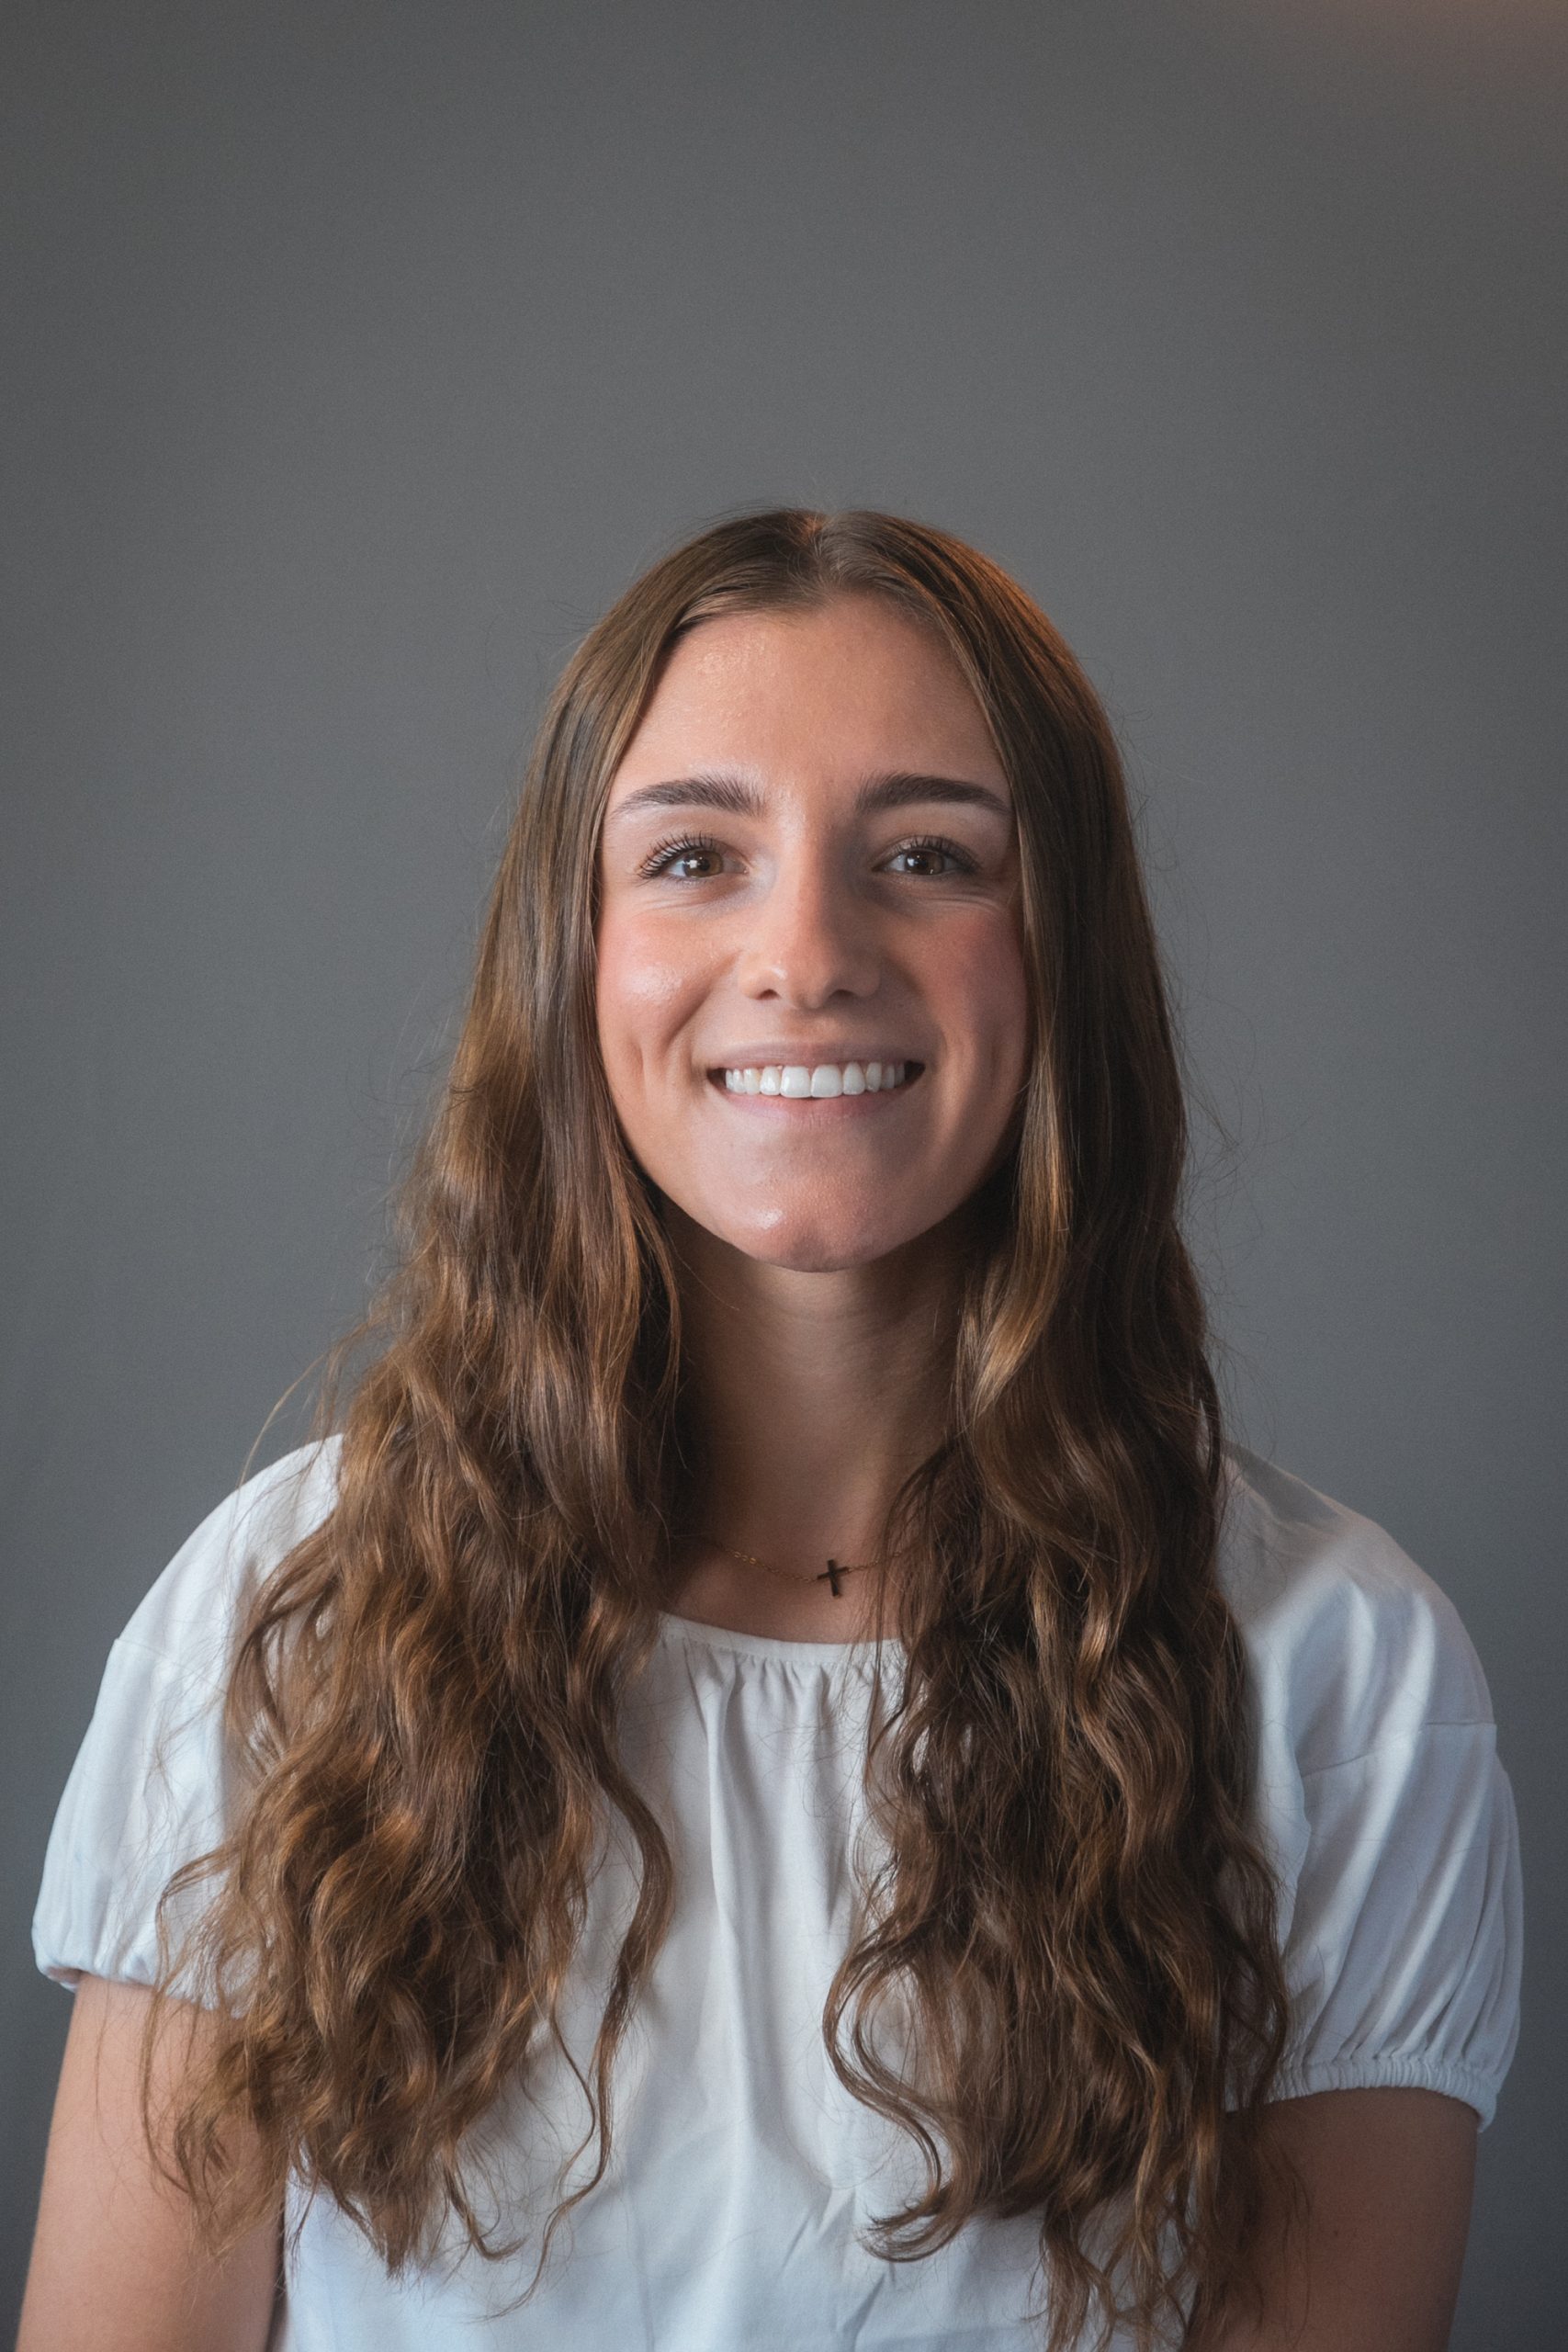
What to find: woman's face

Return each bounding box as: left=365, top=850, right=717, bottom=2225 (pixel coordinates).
left=594, top=592, right=1030, bottom=1272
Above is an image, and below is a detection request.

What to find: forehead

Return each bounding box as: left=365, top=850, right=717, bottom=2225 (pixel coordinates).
left=606, top=593, right=1007, bottom=800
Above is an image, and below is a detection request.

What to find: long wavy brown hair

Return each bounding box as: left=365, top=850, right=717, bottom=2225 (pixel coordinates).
left=147, top=507, right=1295, bottom=2350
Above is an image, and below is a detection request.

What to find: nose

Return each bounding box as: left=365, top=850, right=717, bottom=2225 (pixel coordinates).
left=736, top=852, right=881, bottom=1009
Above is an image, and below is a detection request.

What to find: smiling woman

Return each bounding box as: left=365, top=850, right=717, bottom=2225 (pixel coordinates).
left=22, top=511, right=1520, bottom=2352
left=597, top=594, right=1027, bottom=1271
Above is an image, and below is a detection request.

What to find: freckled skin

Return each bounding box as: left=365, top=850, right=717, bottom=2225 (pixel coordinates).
left=594, top=594, right=1031, bottom=1272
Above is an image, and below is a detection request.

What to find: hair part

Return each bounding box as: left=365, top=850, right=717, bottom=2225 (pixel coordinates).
left=148, top=507, right=1295, bottom=2350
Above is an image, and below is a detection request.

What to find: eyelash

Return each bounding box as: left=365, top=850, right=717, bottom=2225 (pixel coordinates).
left=637, top=831, right=979, bottom=880
left=637, top=831, right=722, bottom=879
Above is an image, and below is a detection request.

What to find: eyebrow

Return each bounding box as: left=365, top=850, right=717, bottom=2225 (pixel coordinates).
left=607, top=769, right=1014, bottom=824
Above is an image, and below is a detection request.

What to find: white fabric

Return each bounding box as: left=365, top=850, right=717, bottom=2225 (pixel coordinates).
left=33, top=1436, right=1522, bottom=2351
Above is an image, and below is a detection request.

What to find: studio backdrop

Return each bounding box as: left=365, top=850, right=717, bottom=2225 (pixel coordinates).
left=4, top=5, right=1562, bottom=2343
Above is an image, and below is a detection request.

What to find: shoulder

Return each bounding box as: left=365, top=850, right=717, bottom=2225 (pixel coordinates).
left=32, top=1437, right=345, bottom=1994
left=1214, top=1440, right=1495, bottom=1779
left=116, top=1435, right=345, bottom=1693
left=1213, top=1444, right=1522, bottom=2130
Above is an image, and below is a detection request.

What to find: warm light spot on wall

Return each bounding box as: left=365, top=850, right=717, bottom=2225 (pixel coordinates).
left=1212, top=0, right=1568, bottom=79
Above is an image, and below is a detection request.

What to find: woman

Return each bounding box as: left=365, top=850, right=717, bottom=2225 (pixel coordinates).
left=21, top=509, right=1520, bottom=2351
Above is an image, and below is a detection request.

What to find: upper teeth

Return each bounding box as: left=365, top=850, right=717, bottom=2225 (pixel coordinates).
left=722, top=1061, right=910, bottom=1097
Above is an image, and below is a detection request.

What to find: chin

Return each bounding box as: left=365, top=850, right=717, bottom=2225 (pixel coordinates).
left=723, top=1208, right=912, bottom=1273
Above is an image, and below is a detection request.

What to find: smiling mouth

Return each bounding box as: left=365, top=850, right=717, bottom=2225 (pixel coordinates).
left=706, top=1058, right=924, bottom=1100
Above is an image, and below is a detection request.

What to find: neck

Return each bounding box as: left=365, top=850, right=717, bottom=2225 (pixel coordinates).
left=661, top=1205, right=966, bottom=1640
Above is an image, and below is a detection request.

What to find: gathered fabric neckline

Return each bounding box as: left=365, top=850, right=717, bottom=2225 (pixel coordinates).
left=653, top=1609, right=893, bottom=1670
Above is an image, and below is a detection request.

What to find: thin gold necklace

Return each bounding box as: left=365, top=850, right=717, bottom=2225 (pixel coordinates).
left=699, top=1535, right=880, bottom=1600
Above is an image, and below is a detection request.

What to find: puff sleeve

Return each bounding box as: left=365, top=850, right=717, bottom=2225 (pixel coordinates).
left=1224, top=1447, right=1524, bottom=2131
left=31, top=1438, right=343, bottom=2004
left=32, top=1635, right=233, bottom=1998
left=1267, top=1720, right=1522, bottom=2124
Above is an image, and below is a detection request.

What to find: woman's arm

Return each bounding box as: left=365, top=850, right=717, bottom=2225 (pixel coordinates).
left=1189, top=2086, right=1479, bottom=2351
left=17, top=1974, right=282, bottom=2352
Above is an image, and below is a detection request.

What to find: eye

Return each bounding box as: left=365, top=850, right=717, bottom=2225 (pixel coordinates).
left=883, top=833, right=977, bottom=878
left=638, top=831, right=727, bottom=880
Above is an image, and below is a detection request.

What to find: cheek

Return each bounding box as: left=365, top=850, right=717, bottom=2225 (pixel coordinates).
left=940, top=913, right=1031, bottom=1078
left=594, top=910, right=713, bottom=1092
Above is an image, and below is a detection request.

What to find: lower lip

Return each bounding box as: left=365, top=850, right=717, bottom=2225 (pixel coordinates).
left=705, top=1068, right=924, bottom=1115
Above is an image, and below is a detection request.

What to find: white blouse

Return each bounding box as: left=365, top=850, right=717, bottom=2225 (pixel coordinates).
left=33, top=1437, right=1522, bottom=2352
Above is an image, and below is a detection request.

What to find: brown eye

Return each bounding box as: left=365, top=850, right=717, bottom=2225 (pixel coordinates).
left=885, top=835, right=975, bottom=878
left=640, top=833, right=726, bottom=880
left=890, top=846, right=949, bottom=876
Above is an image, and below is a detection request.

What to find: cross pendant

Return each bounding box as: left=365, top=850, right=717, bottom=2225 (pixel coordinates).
left=822, top=1559, right=844, bottom=1598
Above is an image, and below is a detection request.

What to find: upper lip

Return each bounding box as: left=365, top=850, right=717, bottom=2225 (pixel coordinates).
left=705, top=1046, right=924, bottom=1068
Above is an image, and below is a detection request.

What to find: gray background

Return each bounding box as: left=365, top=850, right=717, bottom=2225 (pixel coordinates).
left=4, top=2, right=1562, bottom=2340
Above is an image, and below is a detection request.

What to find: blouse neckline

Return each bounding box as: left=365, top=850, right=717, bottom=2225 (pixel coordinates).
left=654, top=1610, right=891, bottom=1668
